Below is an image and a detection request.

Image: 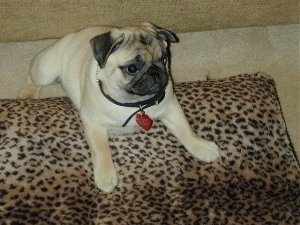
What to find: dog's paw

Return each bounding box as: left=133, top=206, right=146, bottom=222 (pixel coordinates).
left=94, top=165, right=118, bottom=193
left=188, top=139, right=221, bottom=162
left=18, top=85, right=41, bottom=99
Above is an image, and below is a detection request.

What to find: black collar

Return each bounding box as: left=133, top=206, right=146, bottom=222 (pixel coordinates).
left=97, top=80, right=166, bottom=127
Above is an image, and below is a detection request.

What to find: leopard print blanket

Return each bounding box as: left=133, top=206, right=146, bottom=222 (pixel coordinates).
left=0, top=73, right=299, bottom=224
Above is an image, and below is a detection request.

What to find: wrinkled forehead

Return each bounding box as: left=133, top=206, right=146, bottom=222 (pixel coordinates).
left=118, top=27, right=166, bottom=59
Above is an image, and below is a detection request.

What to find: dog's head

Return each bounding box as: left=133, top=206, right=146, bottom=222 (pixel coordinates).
left=90, top=22, right=178, bottom=102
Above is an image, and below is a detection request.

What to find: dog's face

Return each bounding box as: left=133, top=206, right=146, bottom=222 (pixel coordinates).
left=90, top=23, right=178, bottom=102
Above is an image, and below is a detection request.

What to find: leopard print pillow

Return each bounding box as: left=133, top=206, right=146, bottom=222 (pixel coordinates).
left=0, top=73, right=299, bottom=225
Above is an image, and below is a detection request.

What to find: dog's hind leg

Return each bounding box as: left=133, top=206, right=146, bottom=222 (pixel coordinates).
left=21, top=34, right=74, bottom=99
left=30, top=38, right=70, bottom=87
left=21, top=44, right=59, bottom=99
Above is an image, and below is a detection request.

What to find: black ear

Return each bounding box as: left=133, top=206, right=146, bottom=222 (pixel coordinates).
left=157, top=28, right=178, bottom=43
left=90, top=32, right=124, bottom=68
left=149, top=23, right=179, bottom=43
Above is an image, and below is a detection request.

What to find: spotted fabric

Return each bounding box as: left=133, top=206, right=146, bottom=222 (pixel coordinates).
left=0, top=73, right=299, bottom=224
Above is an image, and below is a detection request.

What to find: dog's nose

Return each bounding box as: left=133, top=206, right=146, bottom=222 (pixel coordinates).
left=149, top=66, right=160, bottom=77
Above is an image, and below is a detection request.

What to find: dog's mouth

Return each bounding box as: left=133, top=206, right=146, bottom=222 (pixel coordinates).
left=126, top=80, right=166, bottom=96
left=124, top=65, right=168, bottom=96
left=125, top=79, right=167, bottom=96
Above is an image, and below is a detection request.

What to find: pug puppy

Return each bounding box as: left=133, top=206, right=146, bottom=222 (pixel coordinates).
left=24, top=23, right=220, bottom=193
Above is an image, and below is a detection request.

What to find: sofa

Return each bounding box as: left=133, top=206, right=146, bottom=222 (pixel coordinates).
left=0, top=1, right=299, bottom=224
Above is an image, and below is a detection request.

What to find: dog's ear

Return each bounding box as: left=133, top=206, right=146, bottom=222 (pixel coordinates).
left=90, top=32, right=124, bottom=68
left=156, top=27, right=178, bottom=43
left=144, top=22, right=179, bottom=43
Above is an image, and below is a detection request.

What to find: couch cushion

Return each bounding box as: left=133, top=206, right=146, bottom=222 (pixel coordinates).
left=0, top=73, right=299, bottom=224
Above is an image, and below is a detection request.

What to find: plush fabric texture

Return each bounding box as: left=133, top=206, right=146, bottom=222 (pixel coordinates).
left=0, top=73, right=299, bottom=224
left=0, top=0, right=299, bottom=42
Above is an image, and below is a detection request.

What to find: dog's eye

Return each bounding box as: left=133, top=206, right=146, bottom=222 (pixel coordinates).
left=161, top=56, right=168, bottom=65
left=126, top=64, right=139, bottom=74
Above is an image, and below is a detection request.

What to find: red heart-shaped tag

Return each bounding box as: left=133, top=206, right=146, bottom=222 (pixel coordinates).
left=135, top=112, right=153, bottom=131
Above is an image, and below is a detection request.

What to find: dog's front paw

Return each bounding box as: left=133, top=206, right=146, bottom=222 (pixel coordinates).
left=94, top=165, right=118, bottom=193
left=187, top=139, right=221, bottom=162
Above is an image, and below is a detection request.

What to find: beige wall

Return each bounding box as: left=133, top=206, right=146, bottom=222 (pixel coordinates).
left=0, top=0, right=299, bottom=42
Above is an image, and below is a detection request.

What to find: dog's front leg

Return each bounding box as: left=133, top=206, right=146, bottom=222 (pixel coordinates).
left=82, top=119, right=118, bottom=193
left=161, top=97, right=220, bottom=162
